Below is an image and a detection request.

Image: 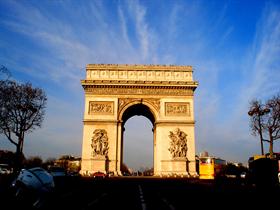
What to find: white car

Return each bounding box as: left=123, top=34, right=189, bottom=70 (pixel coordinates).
left=240, top=172, right=247, bottom=179
left=0, top=163, right=12, bottom=175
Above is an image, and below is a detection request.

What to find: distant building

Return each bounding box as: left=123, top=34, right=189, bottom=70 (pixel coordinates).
left=54, top=155, right=81, bottom=172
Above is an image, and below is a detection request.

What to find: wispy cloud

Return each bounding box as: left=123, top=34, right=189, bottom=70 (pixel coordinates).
left=1, top=0, right=279, bottom=166
left=118, top=5, right=132, bottom=50
left=127, top=0, right=150, bottom=61
left=195, top=4, right=280, bottom=162
left=234, top=4, right=280, bottom=115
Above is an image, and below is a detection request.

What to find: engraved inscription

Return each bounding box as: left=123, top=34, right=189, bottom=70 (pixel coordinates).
left=89, top=101, right=114, bottom=114
left=165, top=102, right=190, bottom=116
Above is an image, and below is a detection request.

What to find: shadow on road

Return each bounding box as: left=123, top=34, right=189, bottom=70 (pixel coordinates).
left=1, top=175, right=279, bottom=209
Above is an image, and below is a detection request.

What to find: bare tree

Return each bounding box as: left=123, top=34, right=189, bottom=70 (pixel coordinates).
left=0, top=80, right=47, bottom=169
left=248, top=94, right=280, bottom=158
left=264, top=95, right=280, bottom=158
left=248, top=100, right=269, bottom=155
left=0, top=65, right=11, bottom=80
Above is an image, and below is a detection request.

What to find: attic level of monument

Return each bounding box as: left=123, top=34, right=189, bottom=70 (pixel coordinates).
left=82, top=64, right=198, bottom=96
left=84, top=64, right=197, bottom=83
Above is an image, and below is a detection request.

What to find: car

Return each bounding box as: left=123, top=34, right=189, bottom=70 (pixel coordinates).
left=92, top=171, right=106, bottom=179
left=11, top=167, right=55, bottom=208
left=240, top=172, right=247, bottom=179
left=13, top=167, right=55, bottom=191
left=0, top=163, right=12, bottom=175
left=107, top=171, right=115, bottom=177
left=48, top=166, right=67, bottom=177
left=68, top=171, right=81, bottom=177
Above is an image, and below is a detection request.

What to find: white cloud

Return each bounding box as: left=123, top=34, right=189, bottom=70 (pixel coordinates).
left=1, top=0, right=280, bottom=167
left=194, top=4, right=280, bottom=164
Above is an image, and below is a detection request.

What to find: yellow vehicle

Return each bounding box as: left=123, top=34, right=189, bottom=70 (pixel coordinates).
left=199, top=157, right=226, bottom=179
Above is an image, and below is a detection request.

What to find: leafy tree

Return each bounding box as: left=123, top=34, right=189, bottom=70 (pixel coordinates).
left=248, top=94, right=280, bottom=158
left=0, top=80, right=47, bottom=169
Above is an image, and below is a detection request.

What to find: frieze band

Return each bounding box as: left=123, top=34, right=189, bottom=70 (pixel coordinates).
left=84, top=86, right=194, bottom=96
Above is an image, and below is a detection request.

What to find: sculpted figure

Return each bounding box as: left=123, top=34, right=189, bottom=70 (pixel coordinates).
left=168, top=128, right=188, bottom=158
left=91, top=129, right=109, bottom=157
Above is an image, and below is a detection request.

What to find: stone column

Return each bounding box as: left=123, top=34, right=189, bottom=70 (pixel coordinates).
left=116, top=121, right=123, bottom=175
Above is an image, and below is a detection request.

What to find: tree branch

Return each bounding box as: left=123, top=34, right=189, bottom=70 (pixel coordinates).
left=3, top=129, right=17, bottom=146
left=262, top=139, right=270, bottom=143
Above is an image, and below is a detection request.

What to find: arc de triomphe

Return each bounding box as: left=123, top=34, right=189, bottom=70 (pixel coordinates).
left=80, top=64, right=198, bottom=176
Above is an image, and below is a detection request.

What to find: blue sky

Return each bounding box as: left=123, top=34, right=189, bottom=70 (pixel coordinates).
left=0, top=0, right=280, bottom=170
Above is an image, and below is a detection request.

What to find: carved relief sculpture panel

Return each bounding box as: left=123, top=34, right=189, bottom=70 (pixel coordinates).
left=165, top=102, right=190, bottom=116
left=91, top=129, right=109, bottom=157
left=89, top=101, right=114, bottom=115
left=168, top=128, right=188, bottom=159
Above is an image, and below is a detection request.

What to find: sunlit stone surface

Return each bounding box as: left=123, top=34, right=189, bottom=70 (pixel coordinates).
left=80, top=64, right=198, bottom=177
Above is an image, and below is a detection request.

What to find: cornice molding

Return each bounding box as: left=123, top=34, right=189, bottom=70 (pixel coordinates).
left=156, top=120, right=195, bottom=125
left=86, top=64, right=193, bottom=71
left=83, top=119, right=118, bottom=124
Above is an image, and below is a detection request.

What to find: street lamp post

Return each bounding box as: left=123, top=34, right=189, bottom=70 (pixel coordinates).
left=248, top=106, right=270, bottom=155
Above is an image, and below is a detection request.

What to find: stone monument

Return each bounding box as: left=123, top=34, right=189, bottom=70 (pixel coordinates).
left=80, top=64, right=198, bottom=176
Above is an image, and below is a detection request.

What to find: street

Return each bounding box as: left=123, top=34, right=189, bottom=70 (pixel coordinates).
left=1, top=176, right=279, bottom=209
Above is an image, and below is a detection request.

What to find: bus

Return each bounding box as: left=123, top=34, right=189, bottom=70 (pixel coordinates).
left=248, top=154, right=279, bottom=186
left=199, top=157, right=226, bottom=179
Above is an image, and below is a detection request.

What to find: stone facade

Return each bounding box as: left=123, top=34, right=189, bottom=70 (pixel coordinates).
left=80, top=64, right=198, bottom=177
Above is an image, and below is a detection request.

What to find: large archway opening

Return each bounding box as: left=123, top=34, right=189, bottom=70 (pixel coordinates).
left=121, top=103, right=155, bottom=176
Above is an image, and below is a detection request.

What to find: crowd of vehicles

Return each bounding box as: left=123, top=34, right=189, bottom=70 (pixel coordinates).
left=197, top=154, right=280, bottom=188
